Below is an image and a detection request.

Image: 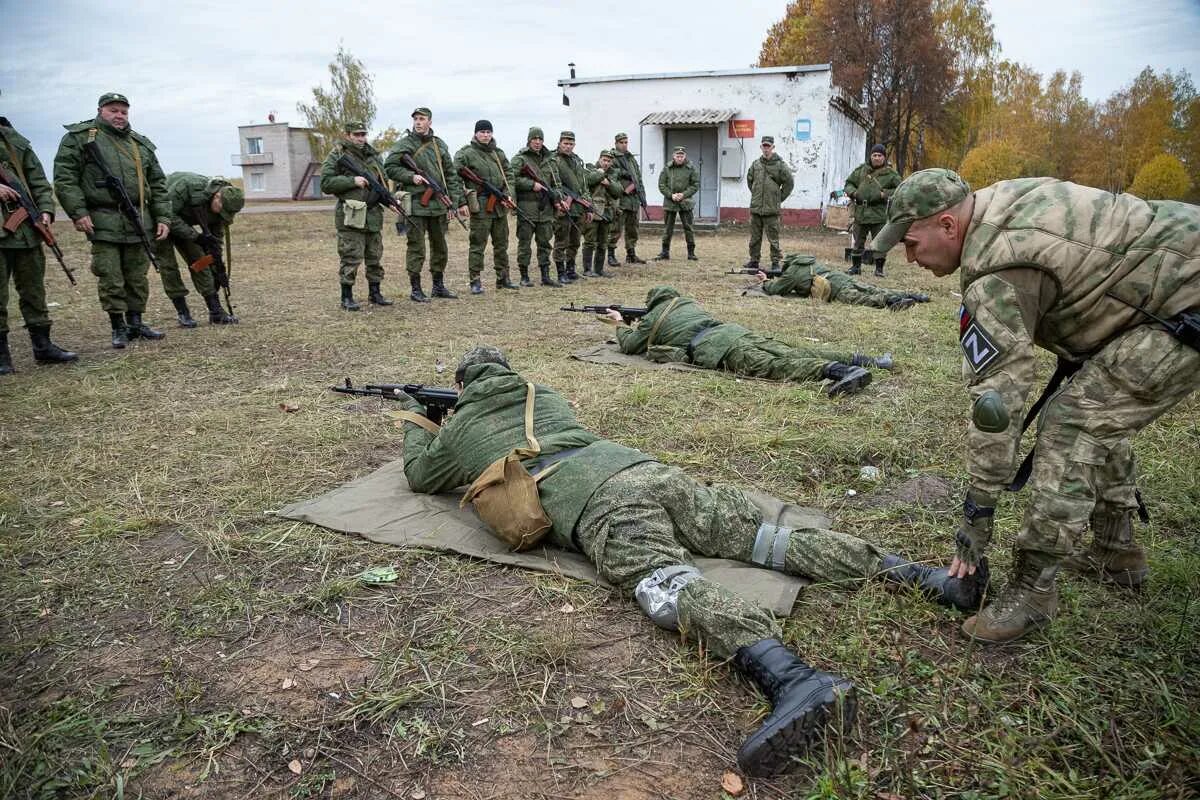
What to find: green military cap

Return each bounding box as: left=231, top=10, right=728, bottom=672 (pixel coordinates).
left=411, top=107, right=432, bottom=118
left=614, top=132, right=628, bottom=142
left=527, top=126, right=544, bottom=141
left=219, top=186, right=245, bottom=222
left=673, top=146, right=686, bottom=154
left=455, top=345, right=510, bottom=385
left=98, top=92, right=129, bottom=107
left=871, top=168, right=972, bottom=253
left=599, top=149, right=615, bottom=159
left=760, top=135, right=774, bottom=145
left=559, top=130, right=575, bottom=141
left=344, top=120, right=368, bottom=133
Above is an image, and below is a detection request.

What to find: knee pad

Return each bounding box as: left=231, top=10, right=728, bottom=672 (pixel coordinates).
left=751, top=522, right=791, bottom=571
left=634, top=565, right=703, bottom=631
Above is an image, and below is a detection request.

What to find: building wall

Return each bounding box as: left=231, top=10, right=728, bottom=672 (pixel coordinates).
left=236, top=123, right=318, bottom=199
left=826, top=104, right=868, bottom=201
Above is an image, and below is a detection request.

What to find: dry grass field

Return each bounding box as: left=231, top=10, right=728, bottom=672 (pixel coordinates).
left=1, top=209, right=1197, bottom=799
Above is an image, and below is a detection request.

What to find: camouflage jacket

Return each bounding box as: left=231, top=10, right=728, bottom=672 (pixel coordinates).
left=510, top=144, right=556, bottom=221
left=584, top=164, right=623, bottom=218
left=320, top=141, right=388, bottom=233
left=53, top=118, right=169, bottom=244
left=547, top=149, right=587, bottom=218
left=453, top=139, right=516, bottom=220
left=399, top=363, right=652, bottom=549
left=747, top=153, right=794, bottom=215
left=165, top=172, right=230, bottom=242
left=658, top=160, right=700, bottom=212
left=616, top=286, right=751, bottom=368
left=384, top=129, right=464, bottom=217
left=0, top=121, right=55, bottom=250
left=610, top=150, right=643, bottom=212
left=959, top=177, right=1200, bottom=495
left=761, top=254, right=892, bottom=306
left=844, top=162, right=901, bottom=225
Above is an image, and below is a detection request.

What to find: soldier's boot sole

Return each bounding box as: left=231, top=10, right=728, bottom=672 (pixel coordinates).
left=737, top=681, right=856, bottom=777
left=825, top=367, right=872, bottom=396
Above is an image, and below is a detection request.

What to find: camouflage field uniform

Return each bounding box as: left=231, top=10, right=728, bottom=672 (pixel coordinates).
left=453, top=137, right=516, bottom=285
left=615, top=286, right=854, bottom=383
left=385, top=128, right=465, bottom=280
left=0, top=121, right=55, bottom=335
left=844, top=160, right=900, bottom=262
left=547, top=138, right=587, bottom=270
left=746, top=146, right=794, bottom=266
left=398, top=361, right=885, bottom=658
left=581, top=155, right=622, bottom=273
left=508, top=128, right=556, bottom=282
left=156, top=172, right=240, bottom=300
left=658, top=154, right=700, bottom=254
left=762, top=254, right=919, bottom=308
left=320, top=140, right=388, bottom=286
left=608, top=139, right=644, bottom=259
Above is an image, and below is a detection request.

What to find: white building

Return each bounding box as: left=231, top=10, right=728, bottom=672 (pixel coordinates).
left=232, top=122, right=323, bottom=200
left=556, top=65, right=868, bottom=225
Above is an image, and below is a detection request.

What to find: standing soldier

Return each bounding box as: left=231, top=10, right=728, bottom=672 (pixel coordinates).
left=454, top=120, right=518, bottom=295
left=844, top=144, right=901, bottom=277
left=547, top=131, right=587, bottom=285
left=608, top=132, right=647, bottom=266
left=654, top=146, right=700, bottom=262
left=385, top=107, right=467, bottom=303
left=320, top=122, right=393, bottom=311
left=54, top=93, right=171, bottom=348
left=156, top=172, right=243, bottom=326
left=580, top=149, right=622, bottom=277
left=509, top=127, right=558, bottom=287
left=745, top=136, right=794, bottom=273
left=0, top=116, right=77, bottom=373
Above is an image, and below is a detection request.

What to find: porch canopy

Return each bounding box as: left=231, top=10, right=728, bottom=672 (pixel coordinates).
left=639, top=108, right=739, bottom=126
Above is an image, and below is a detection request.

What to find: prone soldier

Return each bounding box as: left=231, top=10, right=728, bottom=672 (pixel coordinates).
left=749, top=253, right=930, bottom=311
left=654, top=146, right=700, bottom=262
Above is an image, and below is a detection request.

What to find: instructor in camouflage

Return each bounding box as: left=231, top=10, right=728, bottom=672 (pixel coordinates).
left=752, top=253, right=930, bottom=311
left=843, top=144, right=901, bottom=277
left=453, top=120, right=518, bottom=294
left=874, top=168, right=1200, bottom=644
left=396, top=345, right=984, bottom=777
left=654, top=146, right=700, bottom=262
left=745, top=136, right=794, bottom=272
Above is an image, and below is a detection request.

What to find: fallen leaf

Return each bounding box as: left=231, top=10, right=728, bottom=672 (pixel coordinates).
left=68, top=517, right=87, bottom=528
left=570, top=695, right=588, bottom=709
left=471, top=717, right=489, bottom=727
left=120, top=758, right=137, bottom=769
left=287, top=759, right=302, bottom=775
left=297, top=658, right=319, bottom=672
left=558, top=602, right=575, bottom=614
left=411, top=790, right=427, bottom=800
left=281, top=677, right=295, bottom=690
left=278, top=403, right=300, bottom=413
left=721, top=770, right=745, bottom=796
left=184, top=429, right=197, bottom=436
left=50, top=500, right=65, bottom=507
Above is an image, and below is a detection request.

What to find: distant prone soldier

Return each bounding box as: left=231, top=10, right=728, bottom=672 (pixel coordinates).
left=746, top=253, right=930, bottom=311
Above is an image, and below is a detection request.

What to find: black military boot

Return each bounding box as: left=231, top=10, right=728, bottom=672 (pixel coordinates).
left=581, top=247, right=596, bottom=277
left=606, top=248, right=620, bottom=267
left=743, top=258, right=760, bottom=270
left=626, top=250, right=647, bottom=265
left=734, top=638, right=856, bottom=777
left=496, top=274, right=519, bottom=290
left=850, top=352, right=894, bottom=371
left=847, top=255, right=862, bottom=276
left=368, top=282, right=393, bottom=306
left=821, top=362, right=871, bottom=396
left=565, top=260, right=581, bottom=282
left=109, top=313, right=129, bottom=349
left=556, top=261, right=573, bottom=285
left=409, top=274, right=430, bottom=303
left=540, top=264, right=561, bottom=288
left=518, top=267, right=534, bottom=288
left=874, top=258, right=886, bottom=278
left=204, top=293, right=238, bottom=324
left=880, top=555, right=989, bottom=613
left=0, top=333, right=13, bottom=374
left=470, top=278, right=484, bottom=295
left=28, top=324, right=78, bottom=364
left=171, top=297, right=197, bottom=328
left=125, top=311, right=164, bottom=340
left=340, top=283, right=361, bottom=311
left=686, top=243, right=698, bottom=261
left=653, top=246, right=670, bottom=261
left=431, top=274, right=458, bottom=299
left=771, top=259, right=782, bottom=272
left=592, top=247, right=611, bottom=278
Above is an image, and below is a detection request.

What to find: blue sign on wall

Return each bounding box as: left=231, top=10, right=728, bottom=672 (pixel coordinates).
left=794, top=118, right=811, bottom=141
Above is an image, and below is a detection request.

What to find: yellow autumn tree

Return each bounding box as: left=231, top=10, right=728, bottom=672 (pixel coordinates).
left=1129, top=153, right=1192, bottom=200
left=958, top=139, right=1028, bottom=189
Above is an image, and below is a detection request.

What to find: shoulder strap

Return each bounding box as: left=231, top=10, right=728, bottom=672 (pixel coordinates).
left=516, top=381, right=541, bottom=456
left=490, top=152, right=511, bottom=192
left=646, top=297, right=683, bottom=348
left=1, top=134, right=28, bottom=186
left=97, top=128, right=146, bottom=214
left=391, top=409, right=441, bottom=435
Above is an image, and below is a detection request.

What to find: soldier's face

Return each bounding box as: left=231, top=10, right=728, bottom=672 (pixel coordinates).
left=870, top=152, right=885, bottom=167
left=673, top=153, right=686, bottom=165
left=210, top=193, right=224, bottom=215
left=902, top=214, right=963, bottom=276
left=475, top=130, right=493, bottom=145
left=529, top=137, right=543, bottom=152
left=599, top=156, right=612, bottom=170
left=99, top=103, right=129, bottom=129
left=412, top=115, right=431, bottom=134
left=761, top=143, right=774, bottom=156
left=559, top=140, right=575, bottom=155
left=346, top=131, right=368, bottom=144
left=615, top=140, right=628, bottom=152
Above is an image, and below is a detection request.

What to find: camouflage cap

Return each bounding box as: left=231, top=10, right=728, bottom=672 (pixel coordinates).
left=219, top=186, right=245, bottom=221
left=559, top=130, right=575, bottom=142
left=455, top=345, right=510, bottom=385
left=344, top=121, right=368, bottom=133
left=614, top=132, right=628, bottom=142
left=411, top=107, right=432, bottom=118
left=599, top=149, right=615, bottom=160
left=871, top=168, right=972, bottom=253
left=527, top=126, right=544, bottom=141
left=761, top=135, right=774, bottom=145
left=673, top=146, right=686, bottom=154
left=98, top=92, right=129, bottom=107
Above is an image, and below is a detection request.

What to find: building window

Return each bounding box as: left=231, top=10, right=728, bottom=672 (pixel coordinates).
left=250, top=172, right=265, bottom=191
left=246, top=137, right=264, bottom=155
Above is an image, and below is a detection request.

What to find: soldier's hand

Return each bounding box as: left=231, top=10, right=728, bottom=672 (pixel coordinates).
left=0, top=185, right=19, bottom=202
left=74, top=215, right=95, bottom=234
left=951, top=489, right=996, bottom=579
left=603, top=309, right=624, bottom=324
left=155, top=223, right=171, bottom=241
left=354, top=176, right=369, bottom=189
left=755, top=270, right=768, bottom=283
left=40, top=212, right=52, bottom=227
left=533, top=182, right=545, bottom=192
left=413, top=175, right=428, bottom=186
left=624, top=184, right=637, bottom=195
left=672, top=192, right=684, bottom=202
left=457, top=205, right=469, bottom=219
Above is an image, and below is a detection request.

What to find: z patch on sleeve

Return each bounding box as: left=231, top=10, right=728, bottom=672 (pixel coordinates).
left=959, top=305, right=1002, bottom=373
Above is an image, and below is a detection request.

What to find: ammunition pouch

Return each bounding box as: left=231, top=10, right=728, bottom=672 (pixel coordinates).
left=342, top=198, right=368, bottom=230
left=465, top=188, right=480, bottom=215
left=395, top=190, right=412, bottom=216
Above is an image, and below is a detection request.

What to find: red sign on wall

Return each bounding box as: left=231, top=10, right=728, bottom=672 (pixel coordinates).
left=728, top=119, right=756, bottom=139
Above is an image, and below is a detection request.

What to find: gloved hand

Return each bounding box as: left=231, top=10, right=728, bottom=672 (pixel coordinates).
left=952, top=488, right=997, bottom=577
left=907, top=292, right=931, bottom=303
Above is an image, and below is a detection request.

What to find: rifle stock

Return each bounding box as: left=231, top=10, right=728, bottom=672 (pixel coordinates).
left=0, top=164, right=77, bottom=285
left=399, top=153, right=468, bottom=231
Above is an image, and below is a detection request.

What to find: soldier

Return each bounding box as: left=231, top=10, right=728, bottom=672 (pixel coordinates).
left=156, top=172, right=243, bottom=326
left=750, top=253, right=930, bottom=311
left=384, top=107, right=468, bottom=303
left=580, top=149, right=622, bottom=277
left=509, top=127, right=558, bottom=287
left=654, top=146, right=700, bottom=262
left=844, top=144, right=901, bottom=277
left=320, top=121, right=393, bottom=311
left=0, top=116, right=77, bottom=373
left=547, top=131, right=587, bottom=284
left=602, top=286, right=887, bottom=396
left=608, top=132, right=648, bottom=265
left=745, top=136, right=794, bottom=272
left=453, top=120, right=518, bottom=294
left=872, top=168, right=1200, bottom=643
left=53, top=92, right=171, bottom=348
left=395, top=346, right=985, bottom=777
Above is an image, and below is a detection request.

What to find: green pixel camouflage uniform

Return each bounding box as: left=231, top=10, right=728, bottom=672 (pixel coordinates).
left=746, top=153, right=794, bottom=264
left=320, top=140, right=388, bottom=286
left=844, top=160, right=901, bottom=259
left=54, top=117, right=169, bottom=314
left=155, top=172, right=236, bottom=299
left=398, top=361, right=885, bottom=658
left=762, top=254, right=914, bottom=308
left=509, top=135, right=556, bottom=273
left=454, top=138, right=516, bottom=282
left=958, top=178, right=1200, bottom=566
left=608, top=148, right=643, bottom=255
left=547, top=146, right=586, bottom=264
left=0, top=121, right=54, bottom=334
left=658, top=157, right=700, bottom=250
left=583, top=161, right=622, bottom=249
left=385, top=129, right=465, bottom=278
left=616, top=286, right=853, bottom=382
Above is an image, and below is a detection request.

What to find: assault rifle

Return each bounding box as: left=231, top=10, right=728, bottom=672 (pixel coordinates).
left=192, top=212, right=235, bottom=317
left=558, top=185, right=609, bottom=223
left=614, top=152, right=649, bottom=220
left=398, top=153, right=468, bottom=231
left=727, top=266, right=782, bottom=277
left=331, top=378, right=459, bottom=425
left=517, top=163, right=582, bottom=236
left=0, top=163, right=76, bottom=285
left=82, top=138, right=162, bottom=272
left=560, top=302, right=649, bottom=324
left=337, top=154, right=409, bottom=235
left=458, top=165, right=533, bottom=225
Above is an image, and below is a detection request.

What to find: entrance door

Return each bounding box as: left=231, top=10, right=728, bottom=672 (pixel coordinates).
left=664, top=128, right=719, bottom=221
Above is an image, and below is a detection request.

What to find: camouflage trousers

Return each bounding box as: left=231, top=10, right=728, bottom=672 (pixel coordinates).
left=582, top=219, right=610, bottom=249
left=748, top=213, right=782, bottom=263
left=467, top=214, right=510, bottom=280
left=719, top=333, right=850, bottom=383
left=575, top=462, right=885, bottom=659
left=661, top=209, right=695, bottom=249
left=337, top=229, right=384, bottom=285
left=1020, top=324, right=1200, bottom=561
left=607, top=207, right=640, bottom=254
left=852, top=222, right=885, bottom=262
left=516, top=216, right=554, bottom=271
left=155, top=235, right=216, bottom=299
left=831, top=280, right=906, bottom=309
left=553, top=214, right=581, bottom=264
left=0, top=246, right=50, bottom=333
left=405, top=215, right=448, bottom=276
left=90, top=240, right=149, bottom=314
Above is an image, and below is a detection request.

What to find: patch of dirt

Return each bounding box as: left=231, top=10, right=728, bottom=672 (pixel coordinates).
left=847, top=474, right=955, bottom=510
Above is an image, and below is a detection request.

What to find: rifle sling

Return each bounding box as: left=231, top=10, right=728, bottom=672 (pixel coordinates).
left=1006, top=358, right=1082, bottom=492
left=646, top=297, right=683, bottom=349
left=392, top=409, right=441, bottom=435
left=99, top=129, right=146, bottom=215
left=1, top=135, right=28, bottom=188
left=489, top=152, right=512, bottom=194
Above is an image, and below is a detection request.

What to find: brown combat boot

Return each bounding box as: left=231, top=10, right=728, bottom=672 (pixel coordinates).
left=962, top=551, right=1059, bottom=644
left=1063, top=509, right=1148, bottom=588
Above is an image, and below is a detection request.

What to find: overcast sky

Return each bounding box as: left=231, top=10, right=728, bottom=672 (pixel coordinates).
left=3, top=0, right=1198, bottom=178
